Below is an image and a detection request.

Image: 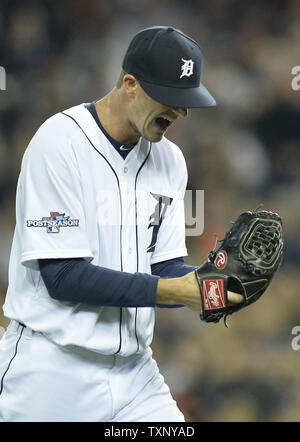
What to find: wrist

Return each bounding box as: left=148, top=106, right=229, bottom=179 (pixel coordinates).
left=156, top=277, right=184, bottom=305
left=156, top=271, right=203, bottom=312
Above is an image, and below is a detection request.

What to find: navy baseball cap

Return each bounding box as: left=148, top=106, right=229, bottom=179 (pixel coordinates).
left=122, top=26, right=216, bottom=108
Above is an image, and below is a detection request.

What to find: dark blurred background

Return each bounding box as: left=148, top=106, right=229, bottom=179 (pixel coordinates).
left=0, top=0, right=300, bottom=422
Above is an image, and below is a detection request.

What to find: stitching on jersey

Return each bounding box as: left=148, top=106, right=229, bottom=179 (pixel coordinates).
left=61, top=112, right=124, bottom=355
left=134, top=143, right=152, bottom=353
left=0, top=324, right=25, bottom=396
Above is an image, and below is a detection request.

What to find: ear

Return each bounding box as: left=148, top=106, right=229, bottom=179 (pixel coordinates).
left=123, top=74, right=139, bottom=99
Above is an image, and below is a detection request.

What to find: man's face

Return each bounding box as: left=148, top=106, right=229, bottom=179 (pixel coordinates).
left=128, top=84, right=188, bottom=143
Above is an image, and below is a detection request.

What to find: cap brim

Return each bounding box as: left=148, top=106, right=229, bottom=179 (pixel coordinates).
left=139, top=79, right=216, bottom=108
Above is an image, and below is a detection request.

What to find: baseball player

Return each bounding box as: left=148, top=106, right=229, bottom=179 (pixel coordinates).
left=0, top=26, right=243, bottom=422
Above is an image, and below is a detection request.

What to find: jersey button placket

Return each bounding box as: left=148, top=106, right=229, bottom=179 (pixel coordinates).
left=120, top=167, right=136, bottom=273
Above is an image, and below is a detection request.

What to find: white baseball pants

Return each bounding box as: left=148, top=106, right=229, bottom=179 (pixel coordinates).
left=0, top=321, right=185, bottom=422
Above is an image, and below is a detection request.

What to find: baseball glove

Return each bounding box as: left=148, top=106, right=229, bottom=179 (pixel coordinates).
left=194, top=208, right=283, bottom=326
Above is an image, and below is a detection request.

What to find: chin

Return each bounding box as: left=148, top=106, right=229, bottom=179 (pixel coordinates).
left=144, top=132, right=164, bottom=143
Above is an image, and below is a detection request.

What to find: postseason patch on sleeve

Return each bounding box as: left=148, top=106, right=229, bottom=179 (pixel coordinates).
left=26, top=211, right=80, bottom=233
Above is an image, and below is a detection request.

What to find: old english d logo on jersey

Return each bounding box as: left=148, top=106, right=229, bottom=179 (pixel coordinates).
left=147, top=193, right=173, bottom=253
left=26, top=211, right=79, bottom=233
left=202, top=279, right=226, bottom=311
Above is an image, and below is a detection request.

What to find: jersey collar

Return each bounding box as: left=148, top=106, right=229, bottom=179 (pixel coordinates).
left=62, top=103, right=151, bottom=171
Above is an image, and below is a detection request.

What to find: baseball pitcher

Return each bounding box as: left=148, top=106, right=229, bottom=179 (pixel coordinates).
left=0, top=26, right=282, bottom=422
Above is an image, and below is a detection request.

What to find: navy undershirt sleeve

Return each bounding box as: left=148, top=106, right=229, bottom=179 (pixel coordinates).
left=39, top=257, right=197, bottom=309
left=151, top=256, right=197, bottom=277
left=39, top=258, right=159, bottom=307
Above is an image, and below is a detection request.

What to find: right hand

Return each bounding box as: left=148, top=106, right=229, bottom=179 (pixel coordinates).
left=156, top=271, right=244, bottom=313
left=180, top=272, right=243, bottom=312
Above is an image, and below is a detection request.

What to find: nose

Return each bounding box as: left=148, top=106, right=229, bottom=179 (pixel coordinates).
left=173, top=107, right=188, bottom=118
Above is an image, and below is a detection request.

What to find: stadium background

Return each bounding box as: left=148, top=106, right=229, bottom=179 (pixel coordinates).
left=0, top=0, right=300, bottom=421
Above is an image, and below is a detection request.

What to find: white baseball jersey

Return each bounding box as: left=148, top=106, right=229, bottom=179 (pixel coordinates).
left=3, top=104, right=188, bottom=356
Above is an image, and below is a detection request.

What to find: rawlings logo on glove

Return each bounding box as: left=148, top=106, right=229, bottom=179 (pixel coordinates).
left=195, top=208, right=283, bottom=326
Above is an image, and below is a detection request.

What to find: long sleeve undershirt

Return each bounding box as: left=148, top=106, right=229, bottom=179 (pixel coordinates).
left=38, top=257, right=197, bottom=308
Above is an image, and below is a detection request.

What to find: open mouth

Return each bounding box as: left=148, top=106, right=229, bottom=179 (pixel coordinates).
left=155, top=117, right=172, bottom=132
